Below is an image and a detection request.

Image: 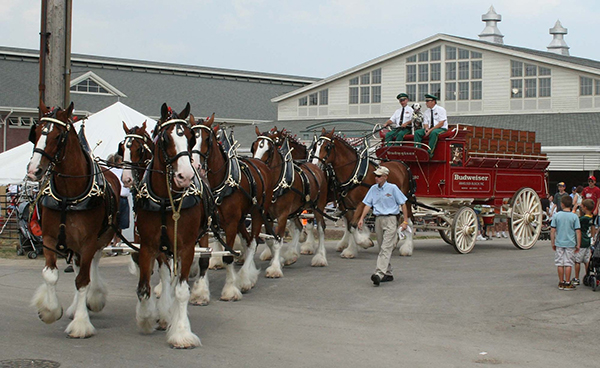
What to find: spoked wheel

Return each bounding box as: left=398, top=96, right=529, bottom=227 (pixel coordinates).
left=438, top=218, right=454, bottom=245
left=372, top=124, right=383, bottom=140
left=451, top=207, right=478, bottom=254
left=508, top=187, right=543, bottom=250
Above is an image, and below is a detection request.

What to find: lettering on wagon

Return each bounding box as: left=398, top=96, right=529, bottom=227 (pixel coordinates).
left=452, top=172, right=491, bottom=192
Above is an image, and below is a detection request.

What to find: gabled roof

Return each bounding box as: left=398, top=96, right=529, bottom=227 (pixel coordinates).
left=70, top=71, right=127, bottom=97
left=272, top=33, right=600, bottom=103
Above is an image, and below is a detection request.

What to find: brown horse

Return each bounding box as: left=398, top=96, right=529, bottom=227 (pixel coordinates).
left=27, top=101, right=120, bottom=338
left=251, top=127, right=329, bottom=272
left=190, top=114, right=272, bottom=300
left=119, top=121, right=210, bottom=306
left=311, top=128, right=416, bottom=257
left=133, top=103, right=208, bottom=348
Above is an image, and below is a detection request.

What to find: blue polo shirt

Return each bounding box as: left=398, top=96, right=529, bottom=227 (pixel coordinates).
left=362, top=181, right=407, bottom=216
left=551, top=211, right=580, bottom=248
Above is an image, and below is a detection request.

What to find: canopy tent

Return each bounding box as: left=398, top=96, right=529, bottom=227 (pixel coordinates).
left=0, top=102, right=156, bottom=186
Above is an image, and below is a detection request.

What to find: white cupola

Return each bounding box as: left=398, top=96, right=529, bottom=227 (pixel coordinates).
left=547, top=20, right=570, bottom=55
left=479, top=5, right=504, bottom=44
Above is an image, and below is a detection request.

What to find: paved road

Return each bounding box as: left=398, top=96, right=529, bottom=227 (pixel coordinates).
left=0, top=235, right=598, bottom=368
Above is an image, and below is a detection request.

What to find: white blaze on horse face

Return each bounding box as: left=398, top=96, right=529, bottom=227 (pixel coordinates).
left=171, top=129, right=195, bottom=188
left=121, top=140, right=134, bottom=188
left=27, top=128, right=49, bottom=180
left=191, top=134, right=202, bottom=171
left=311, top=140, right=324, bottom=166
left=253, top=139, right=270, bottom=161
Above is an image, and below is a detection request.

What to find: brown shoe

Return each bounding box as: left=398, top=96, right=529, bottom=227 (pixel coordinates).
left=563, top=282, right=576, bottom=291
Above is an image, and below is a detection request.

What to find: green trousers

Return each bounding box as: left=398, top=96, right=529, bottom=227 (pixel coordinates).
left=414, top=128, right=447, bottom=157
left=384, top=128, right=412, bottom=146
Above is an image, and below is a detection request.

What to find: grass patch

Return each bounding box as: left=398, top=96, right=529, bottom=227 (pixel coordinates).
left=0, top=238, right=19, bottom=259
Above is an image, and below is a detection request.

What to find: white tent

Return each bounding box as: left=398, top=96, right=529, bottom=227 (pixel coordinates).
left=0, top=102, right=156, bottom=186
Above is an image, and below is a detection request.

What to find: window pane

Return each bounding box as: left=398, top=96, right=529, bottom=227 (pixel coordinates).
left=299, top=97, right=308, bottom=106
left=539, top=67, right=551, bottom=76
left=431, top=46, right=441, bottom=61
left=445, top=82, right=456, bottom=100
left=349, top=77, right=359, bottom=85
left=406, top=85, right=416, bottom=102
left=511, top=79, right=523, bottom=98
left=471, top=51, right=482, bottom=59
left=406, top=65, right=417, bottom=82
left=524, top=79, right=536, bottom=98
left=525, top=64, right=537, bottom=77
left=406, top=55, right=417, bottom=63
left=430, top=83, right=441, bottom=99
left=581, top=77, right=593, bottom=95
left=431, top=63, right=441, bottom=81
left=418, top=64, right=429, bottom=82
left=458, top=61, right=469, bottom=80
left=539, top=78, right=551, bottom=97
left=446, top=62, right=456, bottom=80
left=446, top=46, right=456, bottom=60
left=360, top=73, right=370, bottom=85
left=471, top=81, right=482, bottom=100
left=371, top=69, right=381, bottom=84
left=511, top=61, right=523, bottom=77
left=596, top=80, right=600, bottom=95
left=360, top=86, right=370, bottom=103
left=99, top=86, right=109, bottom=94
left=309, top=93, right=318, bottom=105
left=418, top=51, right=429, bottom=62
left=371, top=86, right=381, bottom=103
left=418, top=84, right=428, bottom=101
left=458, top=49, right=470, bottom=59
left=319, top=89, right=328, bottom=105
left=349, top=87, right=359, bottom=104
left=458, top=82, right=469, bottom=100
left=89, top=85, right=99, bottom=93
left=471, top=60, right=482, bottom=79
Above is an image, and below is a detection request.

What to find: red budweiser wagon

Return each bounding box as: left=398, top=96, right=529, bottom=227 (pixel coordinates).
left=375, top=124, right=549, bottom=254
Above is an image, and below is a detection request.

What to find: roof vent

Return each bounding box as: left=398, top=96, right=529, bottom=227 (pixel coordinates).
left=479, top=5, right=504, bottom=44
left=547, top=20, right=570, bottom=56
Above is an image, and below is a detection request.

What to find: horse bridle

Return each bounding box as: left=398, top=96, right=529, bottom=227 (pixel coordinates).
left=156, top=119, right=194, bottom=166
left=191, top=124, right=215, bottom=172
left=30, top=116, right=72, bottom=166
left=310, top=135, right=334, bottom=166
left=120, top=131, right=154, bottom=168
left=252, top=135, right=276, bottom=166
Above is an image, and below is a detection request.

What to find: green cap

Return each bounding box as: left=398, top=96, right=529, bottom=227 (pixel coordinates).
left=424, top=94, right=438, bottom=101
left=396, top=93, right=409, bottom=99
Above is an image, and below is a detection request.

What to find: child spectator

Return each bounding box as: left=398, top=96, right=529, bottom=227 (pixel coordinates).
left=551, top=195, right=581, bottom=290
left=572, top=199, right=595, bottom=285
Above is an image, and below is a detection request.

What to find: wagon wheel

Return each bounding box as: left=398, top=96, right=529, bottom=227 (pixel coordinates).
left=451, top=206, right=478, bottom=254
left=438, top=218, right=454, bottom=245
left=508, top=187, right=542, bottom=250
left=372, top=124, right=383, bottom=140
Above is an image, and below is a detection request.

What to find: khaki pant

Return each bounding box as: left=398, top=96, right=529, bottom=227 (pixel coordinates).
left=375, top=215, right=398, bottom=277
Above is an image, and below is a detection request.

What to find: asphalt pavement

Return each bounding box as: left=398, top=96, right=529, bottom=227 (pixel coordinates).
left=0, top=233, right=598, bottom=368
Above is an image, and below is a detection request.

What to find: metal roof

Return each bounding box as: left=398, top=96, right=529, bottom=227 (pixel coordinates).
left=0, top=46, right=317, bottom=121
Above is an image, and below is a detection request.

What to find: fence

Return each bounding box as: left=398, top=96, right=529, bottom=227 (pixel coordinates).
left=0, top=188, right=20, bottom=242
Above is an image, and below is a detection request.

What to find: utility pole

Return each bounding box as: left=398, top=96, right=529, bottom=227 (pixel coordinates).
left=39, top=0, right=72, bottom=114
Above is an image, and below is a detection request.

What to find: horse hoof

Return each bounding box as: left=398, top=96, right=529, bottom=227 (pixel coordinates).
left=156, top=321, right=168, bottom=331
left=190, top=300, right=209, bottom=306
left=340, top=253, right=356, bottom=259
left=284, top=257, right=298, bottom=266
left=67, top=333, right=93, bottom=339
left=171, top=344, right=197, bottom=350
left=265, top=269, right=283, bottom=278
left=300, top=250, right=314, bottom=255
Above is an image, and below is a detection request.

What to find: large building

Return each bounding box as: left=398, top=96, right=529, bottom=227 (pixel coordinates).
left=250, top=7, right=600, bottom=187
left=0, top=46, right=317, bottom=152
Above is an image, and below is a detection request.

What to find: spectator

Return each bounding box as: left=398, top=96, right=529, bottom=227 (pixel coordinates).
left=552, top=182, right=569, bottom=210
left=572, top=185, right=583, bottom=216
left=582, top=175, right=600, bottom=238
left=572, top=199, right=594, bottom=286
left=551, top=195, right=581, bottom=290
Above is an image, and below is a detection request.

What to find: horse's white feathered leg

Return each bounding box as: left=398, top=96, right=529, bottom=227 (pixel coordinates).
left=65, top=286, right=95, bottom=338
left=282, top=224, right=301, bottom=265
left=136, top=292, right=157, bottom=334
left=167, top=281, right=201, bottom=349
left=86, top=251, right=107, bottom=312
left=341, top=230, right=359, bottom=259
left=336, top=218, right=350, bottom=252
left=220, top=263, right=242, bottom=301
left=311, top=223, right=328, bottom=267
left=265, top=239, right=284, bottom=278
left=399, top=218, right=415, bottom=256
left=156, top=264, right=173, bottom=330
left=31, top=267, right=62, bottom=324
left=300, top=224, right=316, bottom=255
left=238, top=241, right=259, bottom=292
left=259, top=238, right=273, bottom=261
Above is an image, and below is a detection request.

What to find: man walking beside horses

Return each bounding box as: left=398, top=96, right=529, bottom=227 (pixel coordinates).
left=357, top=166, right=409, bottom=286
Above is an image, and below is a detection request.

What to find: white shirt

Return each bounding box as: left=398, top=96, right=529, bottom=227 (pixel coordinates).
left=422, top=104, right=448, bottom=130
left=389, top=105, right=414, bottom=128
left=110, top=167, right=130, bottom=198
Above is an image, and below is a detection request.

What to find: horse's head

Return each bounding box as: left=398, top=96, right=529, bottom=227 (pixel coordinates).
left=154, top=103, right=196, bottom=190
left=27, top=100, right=75, bottom=181
left=251, top=126, right=277, bottom=164
left=119, top=120, right=153, bottom=188
left=189, top=113, right=215, bottom=172
left=310, top=127, right=336, bottom=167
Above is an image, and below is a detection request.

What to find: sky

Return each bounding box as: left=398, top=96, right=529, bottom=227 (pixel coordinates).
left=1, top=0, right=599, bottom=79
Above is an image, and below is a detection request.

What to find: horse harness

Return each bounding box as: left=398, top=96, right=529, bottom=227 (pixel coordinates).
left=32, top=116, right=118, bottom=253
